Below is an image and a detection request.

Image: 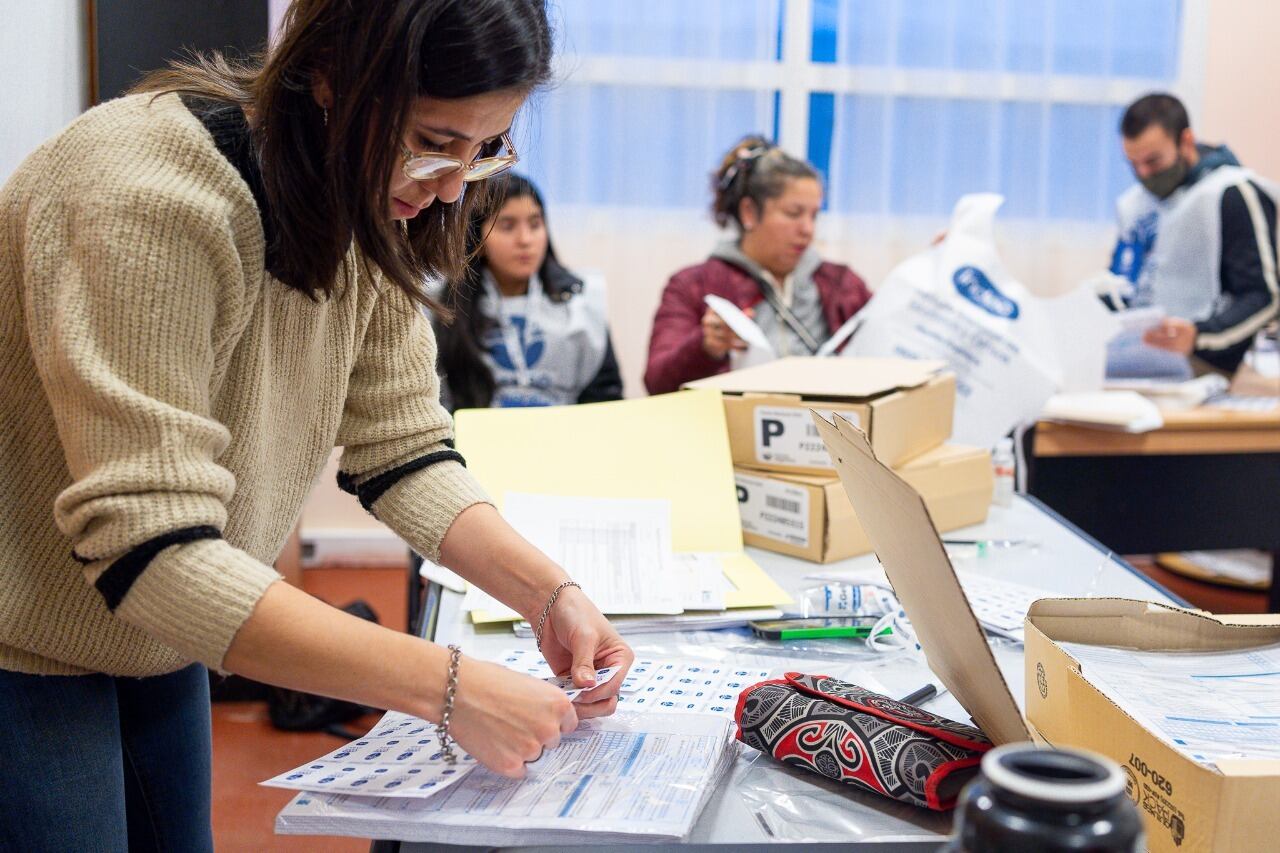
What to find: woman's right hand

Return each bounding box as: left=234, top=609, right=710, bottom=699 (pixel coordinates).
left=447, top=656, right=578, bottom=779
left=701, top=307, right=750, bottom=360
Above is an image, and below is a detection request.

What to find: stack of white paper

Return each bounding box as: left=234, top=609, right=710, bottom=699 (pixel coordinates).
left=512, top=606, right=783, bottom=637
left=275, top=713, right=737, bottom=845
left=1106, top=373, right=1230, bottom=411
left=461, top=495, right=733, bottom=620
left=1041, top=390, right=1164, bottom=432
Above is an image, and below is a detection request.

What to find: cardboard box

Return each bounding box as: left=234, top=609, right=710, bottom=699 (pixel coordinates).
left=735, top=443, right=993, bottom=562
left=1025, top=599, right=1280, bottom=853
left=685, top=357, right=955, bottom=474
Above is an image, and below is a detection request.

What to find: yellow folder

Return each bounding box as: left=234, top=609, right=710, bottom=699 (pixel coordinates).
left=454, top=390, right=790, bottom=621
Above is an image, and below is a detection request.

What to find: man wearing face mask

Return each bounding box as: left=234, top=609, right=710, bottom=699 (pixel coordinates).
left=1107, top=93, right=1278, bottom=373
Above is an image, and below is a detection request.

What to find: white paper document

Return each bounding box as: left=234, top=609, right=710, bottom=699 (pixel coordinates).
left=261, top=711, right=477, bottom=798
left=1062, top=641, right=1280, bottom=767
left=1106, top=307, right=1193, bottom=379
left=275, top=713, right=737, bottom=845
left=672, top=552, right=730, bottom=611
left=462, top=494, right=685, bottom=619
left=704, top=294, right=776, bottom=370
left=492, top=649, right=619, bottom=699
left=704, top=294, right=861, bottom=370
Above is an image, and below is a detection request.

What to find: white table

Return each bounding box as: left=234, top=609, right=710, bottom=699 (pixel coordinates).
left=383, top=496, right=1181, bottom=851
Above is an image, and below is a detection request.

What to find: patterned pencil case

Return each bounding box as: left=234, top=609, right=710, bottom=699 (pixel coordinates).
left=734, top=672, right=992, bottom=811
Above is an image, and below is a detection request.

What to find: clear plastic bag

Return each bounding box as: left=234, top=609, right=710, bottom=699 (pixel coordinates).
left=736, top=747, right=953, bottom=843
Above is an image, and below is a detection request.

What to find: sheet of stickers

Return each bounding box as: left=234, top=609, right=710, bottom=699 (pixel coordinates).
left=496, top=648, right=771, bottom=718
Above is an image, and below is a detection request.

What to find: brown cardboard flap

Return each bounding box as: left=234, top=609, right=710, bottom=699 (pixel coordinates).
left=686, top=357, right=947, bottom=399
left=1026, top=598, right=1280, bottom=651
left=812, top=410, right=1029, bottom=745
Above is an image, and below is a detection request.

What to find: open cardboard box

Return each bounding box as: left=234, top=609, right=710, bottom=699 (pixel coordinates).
left=686, top=357, right=955, bottom=474
left=735, top=443, right=992, bottom=563
left=812, top=411, right=1280, bottom=852
left=1025, top=600, right=1280, bottom=853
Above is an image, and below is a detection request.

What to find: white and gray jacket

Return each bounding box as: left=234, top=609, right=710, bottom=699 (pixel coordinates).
left=1110, top=145, right=1279, bottom=371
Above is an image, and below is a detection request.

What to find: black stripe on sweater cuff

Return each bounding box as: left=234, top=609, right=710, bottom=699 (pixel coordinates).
left=92, top=526, right=224, bottom=612
left=338, top=450, right=467, bottom=512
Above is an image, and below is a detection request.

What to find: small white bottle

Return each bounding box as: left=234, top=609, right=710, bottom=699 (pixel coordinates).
left=991, top=437, right=1015, bottom=508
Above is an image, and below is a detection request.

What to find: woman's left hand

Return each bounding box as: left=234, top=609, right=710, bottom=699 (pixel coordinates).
left=538, top=586, right=634, bottom=719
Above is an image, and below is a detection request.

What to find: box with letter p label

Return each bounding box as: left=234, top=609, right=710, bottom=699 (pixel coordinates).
left=735, top=443, right=992, bottom=563
left=686, top=357, right=955, bottom=475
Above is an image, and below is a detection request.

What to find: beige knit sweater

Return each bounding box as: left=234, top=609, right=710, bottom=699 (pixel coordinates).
left=0, top=93, right=489, bottom=677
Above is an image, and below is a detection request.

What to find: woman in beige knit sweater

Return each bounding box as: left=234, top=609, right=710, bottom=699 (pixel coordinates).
left=0, top=1, right=633, bottom=848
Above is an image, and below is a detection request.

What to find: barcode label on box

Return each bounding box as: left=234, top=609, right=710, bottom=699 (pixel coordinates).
left=765, top=495, right=802, bottom=514
left=735, top=472, right=810, bottom=548
left=753, top=406, right=860, bottom=468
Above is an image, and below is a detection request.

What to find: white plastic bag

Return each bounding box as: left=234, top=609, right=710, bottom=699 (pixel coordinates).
left=845, top=194, right=1119, bottom=447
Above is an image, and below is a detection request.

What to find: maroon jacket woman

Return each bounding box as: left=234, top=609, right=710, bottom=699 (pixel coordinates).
left=644, top=135, right=870, bottom=394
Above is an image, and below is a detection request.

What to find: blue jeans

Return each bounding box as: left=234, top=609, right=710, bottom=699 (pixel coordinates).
left=0, top=663, right=214, bottom=852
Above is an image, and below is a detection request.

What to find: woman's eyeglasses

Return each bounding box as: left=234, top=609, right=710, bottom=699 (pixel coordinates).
left=400, top=133, right=518, bottom=183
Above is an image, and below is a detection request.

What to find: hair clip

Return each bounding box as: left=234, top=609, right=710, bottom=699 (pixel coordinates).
left=719, top=144, right=770, bottom=191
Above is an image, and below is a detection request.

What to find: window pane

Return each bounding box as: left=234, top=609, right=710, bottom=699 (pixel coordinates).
left=827, top=93, right=890, bottom=214
left=998, top=101, right=1046, bottom=218
left=833, top=0, right=894, bottom=66
left=953, top=0, right=1001, bottom=72
left=1005, top=0, right=1049, bottom=72
left=1105, top=104, right=1138, bottom=207
left=1047, top=103, right=1114, bottom=220
left=1051, top=0, right=1111, bottom=76
left=1110, top=0, right=1181, bottom=78
left=895, top=1, right=953, bottom=69
left=519, top=85, right=777, bottom=208
left=554, top=0, right=782, bottom=61
left=942, top=100, right=999, bottom=204
left=889, top=97, right=947, bottom=215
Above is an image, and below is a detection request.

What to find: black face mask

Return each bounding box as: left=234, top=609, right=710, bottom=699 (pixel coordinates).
left=1140, top=156, right=1189, bottom=200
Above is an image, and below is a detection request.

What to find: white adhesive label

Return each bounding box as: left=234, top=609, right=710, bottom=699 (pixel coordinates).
left=752, top=406, right=860, bottom=468
left=735, top=472, right=810, bottom=548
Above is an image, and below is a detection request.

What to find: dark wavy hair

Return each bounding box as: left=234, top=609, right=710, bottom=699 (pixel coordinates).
left=436, top=172, right=578, bottom=409
left=130, top=0, right=553, bottom=313
left=711, top=133, right=819, bottom=231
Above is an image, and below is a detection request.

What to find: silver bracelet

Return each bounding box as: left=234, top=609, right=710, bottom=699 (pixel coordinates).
left=534, top=581, right=581, bottom=650
left=436, top=644, right=462, bottom=765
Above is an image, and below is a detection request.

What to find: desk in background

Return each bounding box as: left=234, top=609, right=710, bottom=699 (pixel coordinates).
left=367, top=496, right=1180, bottom=852
left=1027, top=406, right=1280, bottom=611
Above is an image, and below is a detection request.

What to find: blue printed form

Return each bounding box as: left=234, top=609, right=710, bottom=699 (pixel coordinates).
left=1062, top=641, right=1280, bottom=767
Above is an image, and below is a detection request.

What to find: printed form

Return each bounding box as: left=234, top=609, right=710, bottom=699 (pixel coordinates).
left=462, top=494, right=724, bottom=619
left=275, top=714, right=735, bottom=844
left=1062, top=641, right=1280, bottom=766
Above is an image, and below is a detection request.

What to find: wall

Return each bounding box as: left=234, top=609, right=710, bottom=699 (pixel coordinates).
left=0, top=1, right=89, bottom=182
left=1200, top=0, right=1280, bottom=181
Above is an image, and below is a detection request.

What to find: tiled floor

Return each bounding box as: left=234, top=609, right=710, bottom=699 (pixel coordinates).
left=212, top=557, right=1268, bottom=851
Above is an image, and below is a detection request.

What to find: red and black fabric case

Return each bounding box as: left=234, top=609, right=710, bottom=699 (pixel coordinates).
left=734, top=672, right=992, bottom=811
